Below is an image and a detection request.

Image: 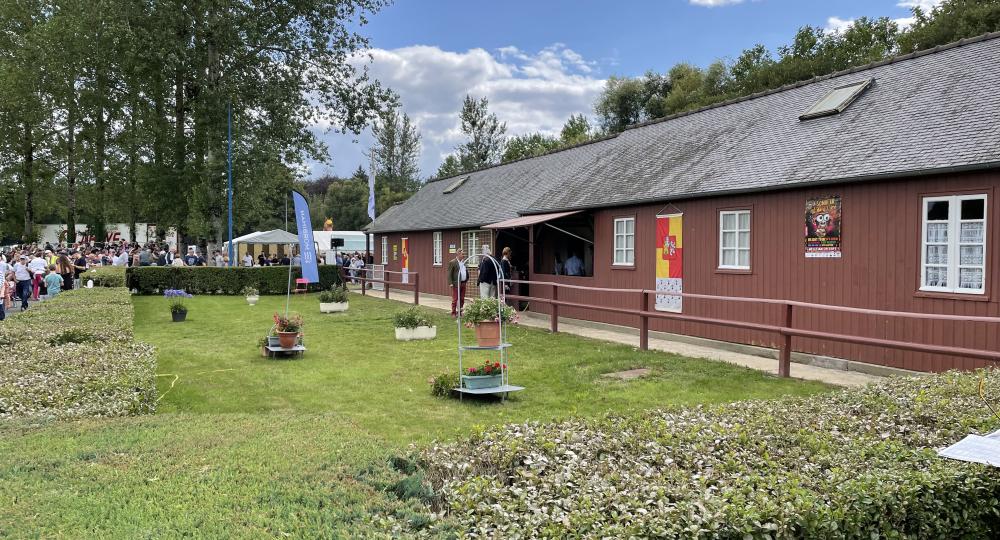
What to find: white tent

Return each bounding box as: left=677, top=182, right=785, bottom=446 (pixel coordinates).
left=224, top=229, right=299, bottom=248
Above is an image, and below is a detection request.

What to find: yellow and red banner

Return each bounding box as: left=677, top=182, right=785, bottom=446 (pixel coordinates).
left=401, top=237, right=410, bottom=284
left=655, top=214, right=683, bottom=312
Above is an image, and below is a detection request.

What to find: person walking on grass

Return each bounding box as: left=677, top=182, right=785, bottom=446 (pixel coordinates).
left=447, top=248, right=469, bottom=317
left=13, top=255, right=32, bottom=311
left=56, top=254, right=75, bottom=291
left=43, top=265, right=63, bottom=299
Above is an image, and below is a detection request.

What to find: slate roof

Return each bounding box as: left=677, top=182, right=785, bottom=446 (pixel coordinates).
left=371, top=33, right=1000, bottom=233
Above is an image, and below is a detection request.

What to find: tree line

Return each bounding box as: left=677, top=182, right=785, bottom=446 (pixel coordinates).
left=0, top=0, right=393, bottom=245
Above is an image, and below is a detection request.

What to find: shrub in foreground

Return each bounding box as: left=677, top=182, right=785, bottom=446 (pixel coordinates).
left=0, top=288, right=156, bottom=420
left=420, top=370, right=1000, bottom=538
left=126, top=265, right=343, bottom=295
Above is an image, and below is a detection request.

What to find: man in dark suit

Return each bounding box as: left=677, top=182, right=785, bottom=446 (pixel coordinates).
left=447, top=249, right=468, bottom=317
left=477, top=245, right=499, bottom=298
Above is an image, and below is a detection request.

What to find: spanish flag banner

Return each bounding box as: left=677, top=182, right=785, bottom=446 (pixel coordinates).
left=655, top=214, right=683, bottom=312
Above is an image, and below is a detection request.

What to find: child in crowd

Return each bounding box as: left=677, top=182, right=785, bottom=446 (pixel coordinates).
left=43, top=265, right=63, bottom=300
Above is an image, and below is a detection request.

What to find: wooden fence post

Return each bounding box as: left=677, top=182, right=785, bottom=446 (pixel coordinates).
left=414, top=273, right=420, bottom=305
left=360, top=267, right=366, bottom=296
left=550, top=284, right=559, bottom=333
left=778, top=303, right=793, bottom=378
left=385, top=276, right=390, bottom=300
left=639, top=290, right=649, bottom=350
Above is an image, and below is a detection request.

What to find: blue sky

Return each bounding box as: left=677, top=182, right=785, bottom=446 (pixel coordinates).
left=309, top=0, right=938, bottom=180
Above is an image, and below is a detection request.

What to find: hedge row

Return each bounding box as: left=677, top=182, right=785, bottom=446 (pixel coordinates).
left=0, top=288, right=157, bottom=420
left=85, top=266, right=126, bottom=288
left=420, top=370, right=1000, bottom=538
left=125, top=265, right=343, bottom=295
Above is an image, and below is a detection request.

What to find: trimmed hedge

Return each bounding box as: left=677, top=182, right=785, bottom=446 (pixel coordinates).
left=0, top=288, right=157, bottom=420
left=420, top=370, right=1000, bottom=538
left=126, top=265, right=343, bottom=295
left=85, top=266, right=126, bottom=288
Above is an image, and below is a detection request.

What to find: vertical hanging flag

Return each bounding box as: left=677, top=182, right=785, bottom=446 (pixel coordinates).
left=291, top=190, right=320, bottom=283
left=367, top=159, right=376, bottom=222
left=655, top=214, right=683, bottom=313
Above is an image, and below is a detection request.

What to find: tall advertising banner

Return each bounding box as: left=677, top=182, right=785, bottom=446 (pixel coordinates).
left=401, top=237, right=410, bottom=284
left=655, top=214, right=683, bottom=313
left=291, top=190, right=320, bottom=283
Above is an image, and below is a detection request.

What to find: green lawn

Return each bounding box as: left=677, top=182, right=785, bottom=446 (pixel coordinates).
left=0, top=293, right=832, bottom=538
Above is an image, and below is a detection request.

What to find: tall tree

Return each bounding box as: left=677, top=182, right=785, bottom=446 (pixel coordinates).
left=501, top=133, right=560, bottom=162
left=454, top=95, right=507, bottom=172
left=560, top=114, right=592, bottom=145
left=369, top=106, right=421, bottom=193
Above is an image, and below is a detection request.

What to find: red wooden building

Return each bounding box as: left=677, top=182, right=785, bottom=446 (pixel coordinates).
left=370, top=34, right=1000, bottom=373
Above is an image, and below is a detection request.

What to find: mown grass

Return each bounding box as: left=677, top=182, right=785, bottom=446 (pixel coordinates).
left=0, top=292, right=832, bottom=537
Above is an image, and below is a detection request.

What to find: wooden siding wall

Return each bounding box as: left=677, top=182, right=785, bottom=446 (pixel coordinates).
left=379, top=170, right=1000, bottom=373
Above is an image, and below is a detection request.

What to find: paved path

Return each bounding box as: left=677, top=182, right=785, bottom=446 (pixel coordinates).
left=349, top=286, right=880, bottom=388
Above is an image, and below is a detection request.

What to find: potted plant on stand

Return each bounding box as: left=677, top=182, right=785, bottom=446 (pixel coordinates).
left=319, top=284, right=349, bottom=313
left=165, top=289, right=193, bottom=322
left=462, top=359, right=506, bottom=390
left=242, top=286, right=260, bottom=306
left=273, top=312, right=303, bottom=348
left=393, top=307, right=437, bottom=341
left=461, top=297, right=518, bottom=347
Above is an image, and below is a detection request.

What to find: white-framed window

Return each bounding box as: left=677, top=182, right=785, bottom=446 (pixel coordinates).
left=719, top=210, right=751, bottom=270
left=432, top=231, right=443, bottom=266
left=462, top=230, right=487, bottom=267
left=921, top=194, right=987, bottom=294
left=381, top=236, right=388, bottom=265
left=613, top=217, right=635, bottom=266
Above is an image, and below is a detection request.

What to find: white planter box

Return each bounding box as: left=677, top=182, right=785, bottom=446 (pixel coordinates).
left=395, top=326, right=437, bottom=341
left=246, top=295, right=259, bottom=305
left=320, top=302, right=349, bottom=313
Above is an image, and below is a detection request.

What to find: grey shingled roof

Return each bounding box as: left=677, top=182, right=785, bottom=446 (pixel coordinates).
left=371, top=33, right=1000, bottom=233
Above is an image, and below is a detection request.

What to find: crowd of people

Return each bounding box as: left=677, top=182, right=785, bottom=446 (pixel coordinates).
left=446, top=245, right=514, bottom=317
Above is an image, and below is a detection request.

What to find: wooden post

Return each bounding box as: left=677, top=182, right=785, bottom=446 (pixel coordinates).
left=360, top=265, right=366, bottom=296
left=778, top=303, right=793, bottom=378
left=414, top=273, right=420, bottom=305
left=550, top=284, right=559, bottom=333
left=639, top=290, right=649, bottom=350
left=385, top=275, right=390, bottom=300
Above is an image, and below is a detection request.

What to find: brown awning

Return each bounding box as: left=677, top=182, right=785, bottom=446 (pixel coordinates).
left=484, top=210, right=581, bottom=229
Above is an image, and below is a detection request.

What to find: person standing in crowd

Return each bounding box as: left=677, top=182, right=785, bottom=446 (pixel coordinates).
left=477, top=245, right=499, bottom=298
left=564, top=251, right=584, bottom=276
left=44, top=265, right=63, bottom=299
left=183, top=247, right=203, bottom=267
left=171, top=254, right=186, bottom=267
left=56, top=254, right=75, bottom=291
left=447, top=248, right=469, bottom=317
left=0, top=255, right=10, bottom=280
left=156, top=250, right=167, bottom=266
left=13, top=255, right=32, bottom=311
left=73, top=250, right=89, bottom=288
left=350, top=254, right=364, bottom=283
left=500, top=247, right=513, bottom=294
left=279, top=253, right=290, bottom=266
left=243, top=252, right=253, bottom=267
left=214, top=251, right=224, bottom=267
left=28, top=252, right=47, bottom=299
left=4, top=270, right=15, bottom=312
left=165, top=247, right=177, bottom=266
left=139, top=245, right=152, bottom=266
left=292, top=252, right=301, bottom=266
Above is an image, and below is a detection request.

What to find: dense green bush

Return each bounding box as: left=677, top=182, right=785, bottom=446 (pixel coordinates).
left=126, top=265, right=342, bottom=295
left=0, top=288, right=156, bottom=420
left=319, top=284, right=350, bottom=303
left=421, top=370, right=1000, bottom=538
left=394, top=307, right=434, bottom=329
left=429, top=372, right=459, bottom=398
left=85, top=266, right=126, bottom=288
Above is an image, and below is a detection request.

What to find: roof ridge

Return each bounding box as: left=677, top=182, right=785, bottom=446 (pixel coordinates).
left=622, top=31, right=1000, bottom=133
left=425, top=132, right=621, bottom=184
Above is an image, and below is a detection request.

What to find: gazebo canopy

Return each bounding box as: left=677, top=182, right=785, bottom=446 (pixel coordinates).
left=225, top=229, right=299, bottom=246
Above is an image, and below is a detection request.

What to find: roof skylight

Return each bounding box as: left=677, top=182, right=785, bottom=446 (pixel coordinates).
left=442, top=176, right=469, bottom=194
left=799, top=78, right=873, bottom=120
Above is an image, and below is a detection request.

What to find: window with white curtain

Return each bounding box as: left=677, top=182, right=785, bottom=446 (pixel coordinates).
left=462, top=230, right=486, bottom=267
left=432, top=231, right=443, bottom=266
left=381, top=236, right=388, bottom=264
left=921, top=194, right=987, bottom=294
left=613, top=217, right=635, bottom=265
left=719, top=210, right=751, bottom=270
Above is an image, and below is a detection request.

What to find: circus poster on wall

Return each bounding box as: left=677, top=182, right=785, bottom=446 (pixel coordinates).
left=655, top=214, right=683, bottom=313
left=805, top=196, right=842, bottom=258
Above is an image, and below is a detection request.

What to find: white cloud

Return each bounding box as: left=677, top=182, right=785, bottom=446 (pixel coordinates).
left=689, top=0, right=744, bottom=6
left=311, top=44, right=605, bottom=179
left=826, top=0, right=943, bottom=33
left=825, top=16, right=855, bottom=34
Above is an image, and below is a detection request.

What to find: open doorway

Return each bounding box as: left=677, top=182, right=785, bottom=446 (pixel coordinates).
left=494, top=227, right=530, bottom=309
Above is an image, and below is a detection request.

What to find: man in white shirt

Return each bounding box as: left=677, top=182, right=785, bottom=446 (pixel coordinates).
left=447, top=249, right=469, bottom=317
left=243, top=253, right=253, bottom=267
left=13, top=255, right=32, bottom=311
left=27, top=253, right=47, bottom=299
left=564, top=252, right=584, bottom=276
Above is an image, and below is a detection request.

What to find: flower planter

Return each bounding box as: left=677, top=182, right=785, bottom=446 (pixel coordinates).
left=394, top=326, right=437, bottom=341
left=277, top=331, right=299, bottom=348
left=246, top=295, right=259, bottom=306
left=171, top=310, right=187, bottom=322
left=462, top=374, right=503, bottom=390
left=474, top=321, right=501, bottom=347
left=320, top=302, right=348, bottom=313
left=267, top=335, right=280, bottom=347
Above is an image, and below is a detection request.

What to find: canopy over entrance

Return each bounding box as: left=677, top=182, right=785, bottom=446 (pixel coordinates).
left=484, top=210, right=581, bottom=229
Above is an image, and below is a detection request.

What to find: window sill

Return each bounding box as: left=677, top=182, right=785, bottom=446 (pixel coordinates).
left=914, top=290, right=990, bottom=302
left=433, top=263, right=443, bottom=267
left=716, top=267, right=752, bottom=275
left=611, top=264, right=636, bottom=271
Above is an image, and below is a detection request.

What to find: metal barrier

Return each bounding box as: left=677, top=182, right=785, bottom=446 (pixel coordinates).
left=341, top=267, right=420, bottom=305
left=504, top=279, right=1000, bottom=377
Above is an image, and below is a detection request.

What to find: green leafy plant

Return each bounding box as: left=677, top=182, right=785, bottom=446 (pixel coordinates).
left=273, top=312, right=303, bottom=333
left=430, top=372, right=459, bottom=398
left=164, top=289, right=193, bottom=314
left=460, top=297, right=518, bottom=327
left=464, top=359, right=505, bottom=377
left=241, top=286, right=259, bottom=297
left=125, top=266, right=343, bottom=295
left=393, top=307, right=433, bottom=329
left=319, top=284, right=349, bottom=303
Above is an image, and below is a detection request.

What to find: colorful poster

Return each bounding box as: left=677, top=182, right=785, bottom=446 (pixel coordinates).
left=291, top=190, right=320, bottom=282
left=448, top=243, right=457, bottom=254
left=805, top=196, right=842, bottom=258
left=401, top=238, right=409, bottom=284
left=655, top=214, right=683, bottom=312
